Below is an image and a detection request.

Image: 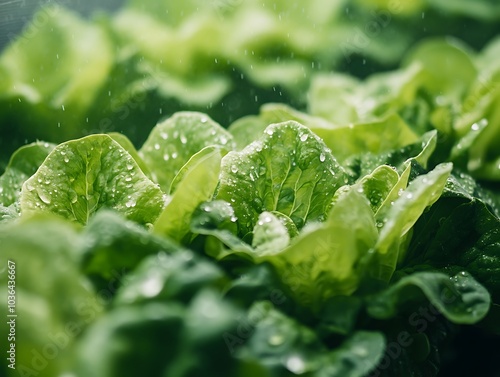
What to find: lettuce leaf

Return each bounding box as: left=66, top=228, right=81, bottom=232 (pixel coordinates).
left=139, top=112, right=233, bottom=193
left=217, top=121, right=348, bottom=237
left=20, top=135, right=164, bottom=225
left=0, top=141, right=55, bottom=207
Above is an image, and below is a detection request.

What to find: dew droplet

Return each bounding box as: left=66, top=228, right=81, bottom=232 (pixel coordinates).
left=300, top=134, right=308, bottom=142
left=319, top=153, right=326, bottom=162
left=125, top=198, right=137, bottom=208
left=38, top=191, right=51, bottom=204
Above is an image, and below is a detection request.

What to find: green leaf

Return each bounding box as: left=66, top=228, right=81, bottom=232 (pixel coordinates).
left=260, top=103, right=339, bottom=131
left=80, top=210, right=179, bottom=282
left=318, top=331, right=386, bottom=377
left=108, top=132, right=151, bottom=177
left=348, top=130, right=437, bottom=180
left=75, top=302, right=186, bottom=377
left=139, top=112, right=234, bottom=193
left=0, top=5, right=113, bottom=145
left=402, top=38, right=477, bottom=103
left=20, top=134, right=164, bottom=225
left=367, top=271, right=490, bottom=324
left=311, top=114, right=419, bottom=164
left=111, top=9, right=232, bottom=105
left=170, top=289, right=242, bottom=376
left=228, top=115, right=269, bottom=151
left=190, top=200, right=254, bottom=258
left=217, top=121, right=349, bottom=237
left=115, top=250, right=225, bottom=305
left=223, top=263, right=288, bottom=308
left=356, top=165, right=400, bottom=214
left=0, top=214, right=100, bottom=377
left=251, top=211, right=290, bottom=257
left=307, top=73, right=362, bottom=125
left=153, top=146, right=222, bottom=242
left=372, top=163, right=453, bottom=281
left=261, top=104, right=418, bottom=162
left=238, top=301, right=326, bottom=374
left=0, top=141, right=55, bottom=207
left=169, top=145, right=223, bottom=194
left=239, top=302, right=385, bottom=377
left=308, top=64, right=423, bottom=125
left=76, top=289, right=242, bottom=377
left=263, top=186, right=378, bottom=309
left=403, top=175, right=500, bottom=303
left=269, top=211, right=299, bottom=238
left=0, top=204, right=17, bottom=224
left=317, top=296, right=363, bottom=336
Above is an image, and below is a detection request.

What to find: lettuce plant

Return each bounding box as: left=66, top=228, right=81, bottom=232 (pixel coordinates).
left=1, top=1, right=499, bottom=377
left=0, top=106, right=499, bottom=376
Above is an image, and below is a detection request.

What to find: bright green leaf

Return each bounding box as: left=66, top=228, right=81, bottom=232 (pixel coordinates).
left=153, top=146, right=222, bottom=242
left=367, top=271, right=490, bottom=324
left=263, top=186, right=378, bottom=309
left=251, top=211, right=290, bottom=257
left=0, top=141, right=55, bottom=207
left=20, top=134, right=164, bottom=225
left=217, top=121, right=348, bottom=237
left=139, top=112, right=234, bottom=193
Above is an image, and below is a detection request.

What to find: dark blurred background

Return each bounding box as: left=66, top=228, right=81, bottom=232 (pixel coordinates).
left=0, top=0, right=124, bottom=51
